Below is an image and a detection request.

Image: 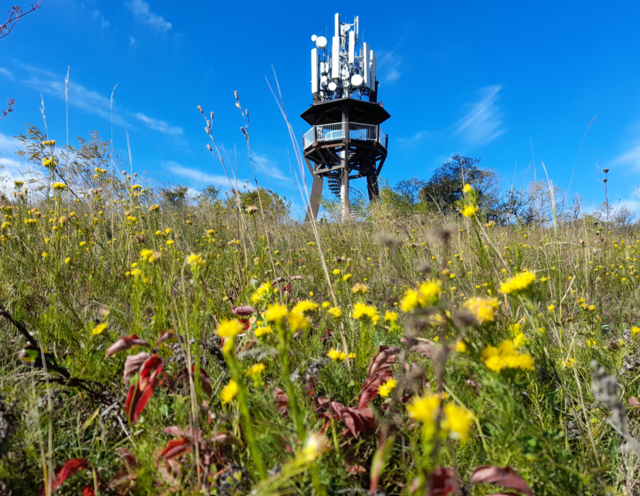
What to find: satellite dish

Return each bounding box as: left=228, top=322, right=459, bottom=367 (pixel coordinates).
left=328, top=82, right=337, bottom=91
left=311, top=35, right=317, bottom=42
left=351, top=74, right=363, bottom=87
left=316, top=36, right=327, bottom=49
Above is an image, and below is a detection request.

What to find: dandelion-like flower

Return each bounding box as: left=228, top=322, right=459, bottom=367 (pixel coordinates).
left=463, top=297, right=499, bottom=324
left=460, top=205, right=478, bottom=218
left=288, top=310, right=309, bottom=332
left=352, top=303, right=380, bottom=325
left=292, top=300, right=318, bottom=314
left=250, top=282, right=274, bottom=304
left=217, top=319, right=245, bottom=339
left=384, top=311, right=399, bottom=325
left=481, top=340, right=535, bottom=372
left=186, top=253, right=205, bottom=267
left=328, top=306, right=342, bottom=318
left=245, top=363, right=266, bottom=380
left=255, top=325, right=272, bottom=337
left=400, top=280, right=441, bottom=312
left=327, top=348, right=348, bottom=361
left=442, top=403, right=474, bottom=442
left=92, top=323, right=108, bottom=335
left=220, top=380, right=238, bottom=404
left=406, top=393, right=440, bottom=424
left=462, top=183, right=474, bottom=194
left=378, top=378, right=397, bottom=397
left=264, top=303, right=287, bottom=323
left=52, top=182, right=66, bottom=190
left=500, top=271, right=536, bottom=295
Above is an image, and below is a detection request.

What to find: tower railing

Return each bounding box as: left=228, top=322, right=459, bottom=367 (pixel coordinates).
left=302, top=122, right=387, bottom=150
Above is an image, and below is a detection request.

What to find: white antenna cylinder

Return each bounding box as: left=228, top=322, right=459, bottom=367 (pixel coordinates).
left=311, top=48, right=318, bottom=94
left=355, top=16, right=359, bottom=41
left=370, top=50, right=376, bottom=89
left=334, top=13, right=340, bottom=38
left=372, top=52, right=377, bottom=86
left=331, top=36, right=340, bottom=78
left=348, top=30, right=355, bottom=64
left=362, top=42, right=369, bottom=87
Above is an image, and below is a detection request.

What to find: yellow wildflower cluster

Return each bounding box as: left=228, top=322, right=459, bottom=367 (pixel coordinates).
left=220, top=380, right=238, bottom=404
left=378, top=378, right=397, bottom=397
left=92, top=322, right=108, bottom=335
left=327, top=348, right=355, bottom=361
left=481, top=340, right=535, bottom=372
left=292, top=300, right=318, bottom=314
left=400, top=280, right=441, bottom=312
left=250, top=282, right=274, bottom=304
left=327, top=306, right=342, bottom=318
left=217, top=319, right=245, bottom=339
left=264, top=303, right=288, bottom=322
left=186, top=253, right=205, bottom=267
left=255, top=325, right=272, bottom=338
left=52, top=182, right=67, bottom=190
left=463, top=297, right=499, bottom=324
left=462, top=183, right=474, bottom=194
left=287, top=310, right=309, bottom=332
left=140, top=249, right=160, bottom=263
left=352, top=283, right=370, bottom=294
left=406, top=393, right=474, bottom=442
left=352, top=302, right=380, bottom=324
left=245, top=363, right=266, bottom=382
left=500, top=271, right=536, bottom=295
left=460, top=205, right=478, bottom=218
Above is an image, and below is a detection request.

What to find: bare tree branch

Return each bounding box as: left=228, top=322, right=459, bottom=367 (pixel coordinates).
left=0, top=1, right=42, bottom=40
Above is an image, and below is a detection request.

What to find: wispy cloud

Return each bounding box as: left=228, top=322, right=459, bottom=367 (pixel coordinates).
left=92, top=10, right=109, bottom=29
left=378, top=51, right=401, bottom=83
left=454, top=85, right=506, bottom=146
left=166, top=161, right=252, bottom=189
left=0, top=67, right=14, bottom=81
left=252, top=153, right=289, bottom=182
left=609, top=144, right=640, bottom=170
left=22, top=66, right=129, bottom=126
left=128, top=0, right=172, bottom=30
left=132, top=113, right=183, bottom=136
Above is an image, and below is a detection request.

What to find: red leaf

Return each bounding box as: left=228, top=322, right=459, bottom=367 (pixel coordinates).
left=50, top=458, right=88, bottom=490
left=163, top=425, right=202, bottom=443
left=83, top=485, right=95, bottom=496
left=239, top=319, right=251, bottom=330
left=123, top=352, right=151, bottom=385
left=138, top=354, right=164, bottom=391
left=177, top=366, right=213, bottom=397
left=318, top=400, right=376, bottom=438
left=471, top=466, right=533, bottom=496
left=273, top=388, right=289, bottom=416
left=160, top=438, right=192, bottom=461
left=106, top=334, right=150, bottom=359
left=430, top=467, right=460, bottom=496
left=358, top=346, right=399, bottom=409
left=229, top=302, right=256, bottom=316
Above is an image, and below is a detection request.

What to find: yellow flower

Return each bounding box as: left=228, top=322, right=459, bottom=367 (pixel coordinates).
left=547, top=304, right=555, bottom=312
left=456, top=341, right=467, bottom=353
left=321, top=301, right=331, bottom=309
left=378, top=378, right=397, bottom=397
left=186, top=253, right=205, bottom=267
left=288, top=310, right=309, bottom=332
left=586, top=338, right=597, bottom=347
left=352, top=303, right=380, bottom=325
left=64, top=257, right=71, bottom=266
left=352, top=283, right=370, bottom=294
left=343, top=273, right=352, bottom=281
left=250, top=282, right=274, bottom=303
left=500, top=271, right=536, bottom=295
left=400, top=280, right=441, bottom=312
left=264, top=303, right=288, bottom=322
left=166, top=239, right=174, bottom=246
left=51, top=182, right=66, bottom=190
left=217, top=319, right=245, bottom=339
left=384, top=311, right=399, bottom=325
left=482, top=340, right=535, bottom=372
left=564, top=358, right=575, bottom=368
left=461, top=205, right=478, bottom=218
left=463, top=297, right=499, bottom=324
left=442, top=403, right=473, bottom=442
left=588, top=304, right=595, bottom=311
left=462, top=183, right=474, bottom=194
left=513, top=332, right=527, bottom=348
left=406, top=394, right=440, bottom=424
left=220, top=380, right=238, bottom=404
left=92, top=322, right=108, bottom=335
left=632, top=327, right=640, bottom=335
left=332, top=269, right=341, bottom=276
left=255, top=326, right=272, bottom=337
left=301, top=433, right=328, bottom=462
left=292, top=300, right=318, bottom=314
left=42, top=140, right=56, bottom=146
left=327, top=348, right=348, bottom=361
left=140, top=249, right=154, bottom=261
left=328, top=307, right=343, bottom=318
left=131, top=184, right=142, bottom=190
left=245, top=363, right=266, bottom=380
left=41, top=251, right=48, bottom=258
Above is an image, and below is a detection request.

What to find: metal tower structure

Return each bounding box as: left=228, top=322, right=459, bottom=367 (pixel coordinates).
left=302, top=13, right=390, bottom=222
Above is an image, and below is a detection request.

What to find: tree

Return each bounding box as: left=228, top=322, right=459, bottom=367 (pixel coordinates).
left=393, top=176, right=427, bottom=206
left=225, top=187, right=290, bottom=221
left=160, top=185, right=189, bottom=207
left=419, top=155, right=500, bottom=215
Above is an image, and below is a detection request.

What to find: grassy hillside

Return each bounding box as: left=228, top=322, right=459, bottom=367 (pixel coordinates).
left=0, top=136, right=638, bottom=495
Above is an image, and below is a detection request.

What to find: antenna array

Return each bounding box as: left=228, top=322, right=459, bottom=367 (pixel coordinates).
left=310, top=13, right=378, bottom=102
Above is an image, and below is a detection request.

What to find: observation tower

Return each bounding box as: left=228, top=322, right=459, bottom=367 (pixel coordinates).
left=302, top=13, right=390, bottom=222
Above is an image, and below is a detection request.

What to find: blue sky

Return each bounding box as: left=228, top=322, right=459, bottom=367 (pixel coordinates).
left=1, top=0, right=640, bottom=218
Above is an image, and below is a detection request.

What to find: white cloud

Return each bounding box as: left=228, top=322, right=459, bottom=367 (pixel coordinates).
left=454, top=85, right=506, bottom=146
left=92, top=10, right=109, bottom=29
left=132, top=112, right=183, bottom=136
left=166, top=161, right=251, bottom=189
left=22, top=69, right=129, bottom=127
left=128, top=0, right=172, bottom=30
left=609, top=144, right=640, bottom=170
left=0, top=133, right=44, bottom=190
left=378, top=51, right=401, bottom=83
left=0, top=67, right=13, bottom=80
left=252, top=153, right=289, bottom=182
left=129, top=36, right=137, bottom=46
